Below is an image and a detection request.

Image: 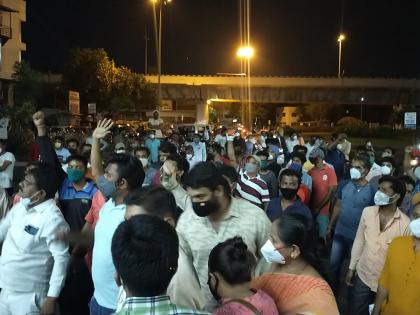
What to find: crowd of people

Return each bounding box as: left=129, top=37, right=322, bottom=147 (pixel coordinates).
left=0, top=110, right=418, bottom=315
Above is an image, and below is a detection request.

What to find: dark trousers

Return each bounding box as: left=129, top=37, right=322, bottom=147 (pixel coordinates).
left=59, top=256, right=94, bottom=315
left=348, top=275, right=375, bottom=315
left=329, top=233, right=354, bottom=294
left=89, top=297, right=115, bottom=315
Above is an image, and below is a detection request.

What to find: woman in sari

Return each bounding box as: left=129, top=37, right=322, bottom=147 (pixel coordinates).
left=252, top=213, right=339, bottom=315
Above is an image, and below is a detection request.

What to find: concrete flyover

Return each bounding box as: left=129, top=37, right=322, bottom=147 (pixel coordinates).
left=145, top=75, right=420, bottom=106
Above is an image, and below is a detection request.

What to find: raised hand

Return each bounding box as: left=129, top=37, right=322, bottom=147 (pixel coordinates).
left=92, top=119, right=114, bottom=139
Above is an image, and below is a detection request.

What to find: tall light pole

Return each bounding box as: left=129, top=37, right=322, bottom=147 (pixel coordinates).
left=151, top=0, right=171, bottom=110
left=337, top=33, right=345, bottom=78
left=237, top=46, right=254, bottom=130
left=360, top=96, right=365, bottom=121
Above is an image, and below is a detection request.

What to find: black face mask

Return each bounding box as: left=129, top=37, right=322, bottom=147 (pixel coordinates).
left=280, top=187, right=298, bottom=200
left=207, top=274, right=221, bottom=301
left=68, top=148, right=78, bottom=155
left=309, top=157, right=318, bottom=165
left=192, top=198, right=219, bottom=217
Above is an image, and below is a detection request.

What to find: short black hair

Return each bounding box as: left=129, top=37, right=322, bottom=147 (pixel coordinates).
left=208, top=236, right=256, bottom=285
left=398, top=175, right=416, bottom=189
left=255, top=150, right=269, bottom=159
left=380, top=156, right=396, bottom=169
left=28, top=164, right=59, bottom=199
left=107, top=154, right=145, bottom=190
left=378, top=176, right=406, bottom=206
left=111, top=215, right=179, bottom=297
left=54, top=136, right=65, bottom=143
left=356, top=145, right=367, bottom=153
left=160, top=142, right=177, bottom=155
left=353, top=153, right=372, bottom=170
left=383, top=146, right=394, bottom=154
left=184, top=162, right=231, bottom=196
left=136, top=146, right=150, bottom=157
left=67, top=138, right=79, bottom=146
left=124, top=187, right=177, bottom=220
left=293, top=145, right=308, bottom=154
left=216, top=164, right=238, bottom=184
left=233, top=137, right=246, bottom=153
left=210, top=143, right=223, bottom=155
left=167, top=154, right=189, bottom=182
left=279, top=168, right=302, bottom=186
left=67, top=154, right=88, bottom=169
left=290, top=151, right=307, bottom=164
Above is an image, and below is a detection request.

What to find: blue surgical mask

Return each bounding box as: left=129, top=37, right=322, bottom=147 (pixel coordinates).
left=97, top=175, right=117, bottom=199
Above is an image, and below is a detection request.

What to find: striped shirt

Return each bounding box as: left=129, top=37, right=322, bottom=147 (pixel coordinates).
left=176, top=197, right=271, bottom=306
left=236, top=172, right=270, bottom=206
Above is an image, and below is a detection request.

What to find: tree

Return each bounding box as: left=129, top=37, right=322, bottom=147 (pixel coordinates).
left=64, top=48, right=156, bottom=113
left=12, top=61, right=43, bottom=107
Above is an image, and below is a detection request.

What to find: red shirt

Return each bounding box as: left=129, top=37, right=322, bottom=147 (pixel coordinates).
left=308, top=164, right=337, bottom=215
left=297, top=183, right=311, bottom=205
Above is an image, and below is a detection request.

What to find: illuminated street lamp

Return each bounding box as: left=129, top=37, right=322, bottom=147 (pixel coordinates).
left=236, top=46, right=254, bottom=59
left=337, top=33, right=345, bottom=78
left=151, top=0, right=172, bottom=110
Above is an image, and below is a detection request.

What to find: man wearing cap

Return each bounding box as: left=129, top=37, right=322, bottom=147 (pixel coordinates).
left=236, top=155, right=270, bottom=210
left=308, top=147, right=338, bottom=242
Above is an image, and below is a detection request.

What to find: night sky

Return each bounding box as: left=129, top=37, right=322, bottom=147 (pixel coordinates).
left=24, top=0, right=420, bottom=77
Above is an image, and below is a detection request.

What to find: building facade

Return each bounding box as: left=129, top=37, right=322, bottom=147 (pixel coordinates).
left=0, top=0, right=26, bottom=105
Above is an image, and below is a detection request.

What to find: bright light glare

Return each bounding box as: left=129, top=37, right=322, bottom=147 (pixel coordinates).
left=237, top=46, right=254, bottom=58
left=337, top=34, right=346, bottom=42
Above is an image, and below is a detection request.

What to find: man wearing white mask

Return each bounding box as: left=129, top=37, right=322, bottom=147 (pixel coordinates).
left=372, top=197, right=420, bottom=315
left=328, top=154, right=376, bottom=294
left=286, top=131, right=299, bottom=153
left=236, top=155, right=270, bottom=210
left=369, top=157, right=396, bottom=190
left=346, top=176, right=410, bottom=315
left=134, top=147, right=157, bottom=187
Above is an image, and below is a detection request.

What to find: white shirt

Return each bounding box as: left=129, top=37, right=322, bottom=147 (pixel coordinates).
left=148, top=118, right=163, bottom=128
left=0, top=152, right=15, bottom=188
left=286, top=138, right=299, bottom=152
left=0, top=199, right=70, bottom=297
left=214, top=134, right=227, bottom=149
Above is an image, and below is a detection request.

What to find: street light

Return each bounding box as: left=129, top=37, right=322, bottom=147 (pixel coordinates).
left=337, top=33, right=345, bottom=78
left=236, top=46, right=254, bottom=58
left=360, top=96, right=365, bottom=121
left=151, top=0, right=172, bottom=110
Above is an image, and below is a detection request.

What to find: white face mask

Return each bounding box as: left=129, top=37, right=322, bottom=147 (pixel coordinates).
left=116, top=149, right=126, bottom=154
left=139, top=158, right=149, bottom=168
left=337, top=144, right=343, bottom=151
left=268, top=154, right=274, bottom=161
left=292, top=135, right=298, bottom=141
left=409, top=218, right=420, bottom=238
left=350, top=168, right=362, bottom=180
left=149, top=134, right=155, bottom=139
left=186, top=154, right=193, bottom=160
left=235, top=132, right=240, bottom=138
left=415, top=167, right=420, bottom=180
left=374, top=190, right=396, bottom=206
left=260, top=239, right=286, bottom=264
left=277, top=155, right=285, bottom=165
left=381, top=165, right=392, bottom=176
left=21, top=191, right=40, bottom=209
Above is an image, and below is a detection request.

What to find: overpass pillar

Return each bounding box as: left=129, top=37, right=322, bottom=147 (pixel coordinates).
left=196, top=101, right=209, bottom=124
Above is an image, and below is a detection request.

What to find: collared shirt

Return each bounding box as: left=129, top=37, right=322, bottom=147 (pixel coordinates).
left=379, top=236, right=420, bottom=315
left=308, top=164, right=337, bottom=215
left=236, top=172, right=270, bottom=206
left=349, top=206, right=410, bottom=291
left=191, top=142, right=206, bottom=162
left=176, top=198, right=271, bottom=305
left=266, top=196, right=313, bottom=228
left=0, top=199, right=70, bottom=297
left=92, top=199, right=126, bottom=309
left=335, top=180, right=375, bottom=240
left=114, top=295, right=210, bottom=315
left=145, top=138, right=161, bottom=163
left=59, top=178, right=103, bottom=232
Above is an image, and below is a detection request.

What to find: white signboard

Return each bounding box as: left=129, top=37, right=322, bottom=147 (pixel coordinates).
left=404, top=112, right=417, bottom=129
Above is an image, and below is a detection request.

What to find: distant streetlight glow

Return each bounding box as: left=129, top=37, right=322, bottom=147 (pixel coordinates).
left=237, top=46, right=254, bottom=59
left=338, top=34, right=346, bottom=42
